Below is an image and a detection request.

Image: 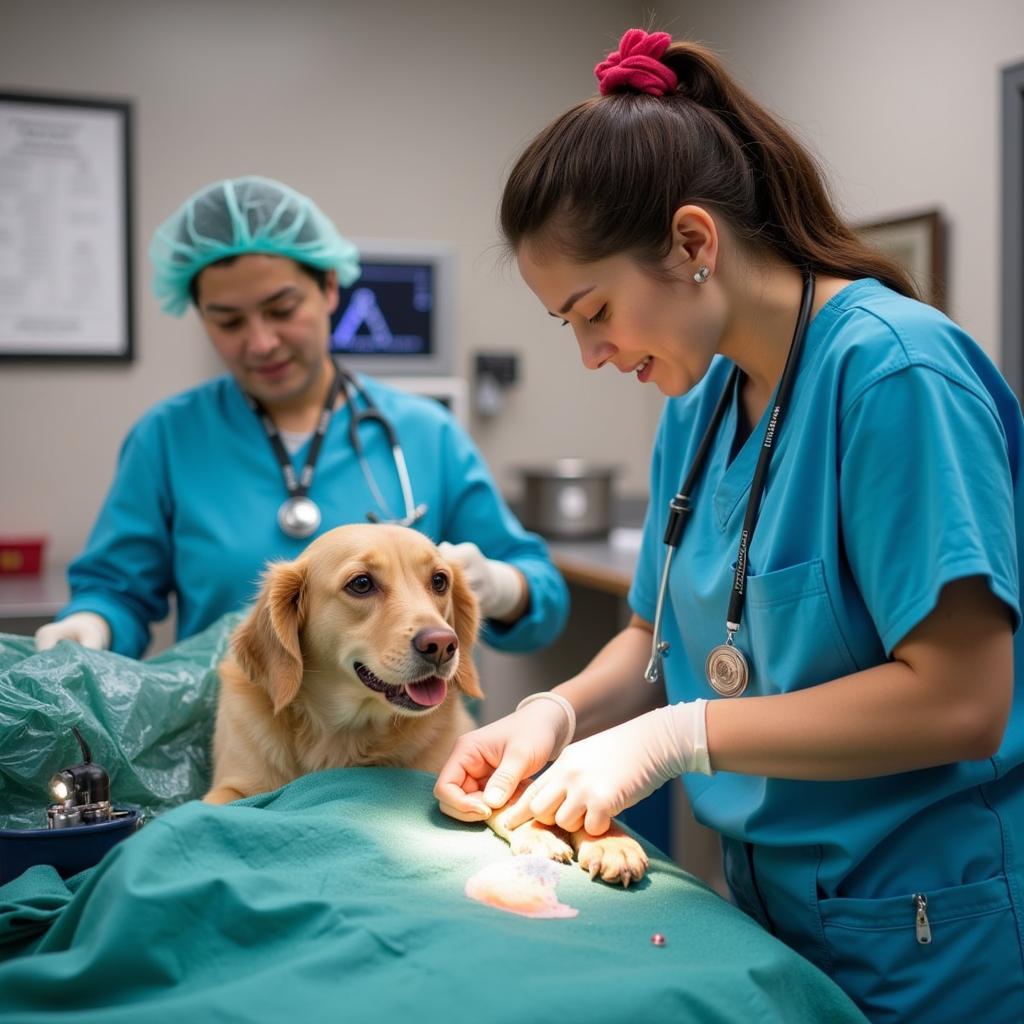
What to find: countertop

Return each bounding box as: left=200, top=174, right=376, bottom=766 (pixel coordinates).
left=547, top=529, right=642, bottom=597
left=0, top=565, right=68, bottom=617
left=0, top=498, right=650, bottom=617
left=532, top=494, right=647, bottom=598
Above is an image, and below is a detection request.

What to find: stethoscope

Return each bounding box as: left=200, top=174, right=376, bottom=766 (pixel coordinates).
left=244, top=359, right=427, bottom=539
left=644, top=270, right=815, bottom=698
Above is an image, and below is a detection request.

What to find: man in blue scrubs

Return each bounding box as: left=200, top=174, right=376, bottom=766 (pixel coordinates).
left=436, top=29, right=1024, bottom=1023
left=35, top=176, right=568, bottom=659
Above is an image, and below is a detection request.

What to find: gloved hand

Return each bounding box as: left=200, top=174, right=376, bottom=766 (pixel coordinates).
left=437, top=541, right=526, bottom=621
left=35, top=611, right=111, bottom=652
left=504, top=699, right=712, bottom=836
left=434, top=691, right=576, bottom=821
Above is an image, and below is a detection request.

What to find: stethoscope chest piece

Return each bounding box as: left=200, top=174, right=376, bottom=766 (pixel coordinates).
left=278, top=496, right=321, bottom=539
left=705, top=641, right=749, bottom=697
left=250, top=362, right=428, bottom=538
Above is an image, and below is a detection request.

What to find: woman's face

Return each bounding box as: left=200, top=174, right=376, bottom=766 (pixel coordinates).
left=516, top=242, right=724, bottom=398
left=195, top=254, right=339, bottom=411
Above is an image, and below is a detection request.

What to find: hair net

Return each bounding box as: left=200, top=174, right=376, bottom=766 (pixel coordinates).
left=149, top=176, right=361, bottom=316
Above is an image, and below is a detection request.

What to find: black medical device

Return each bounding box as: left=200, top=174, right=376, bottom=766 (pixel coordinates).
left=46, top=726, right=113, bottom=828
left=0, top=726, right=143, bottom=884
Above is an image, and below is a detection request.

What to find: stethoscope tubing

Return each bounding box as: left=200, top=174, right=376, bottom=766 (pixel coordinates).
left=336, top=364, right=426, bottom=527
left=645, top=270, right=815, bottom=691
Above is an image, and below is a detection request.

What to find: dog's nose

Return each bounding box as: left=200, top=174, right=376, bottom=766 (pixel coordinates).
left=412, top=627, right=459, bottom=668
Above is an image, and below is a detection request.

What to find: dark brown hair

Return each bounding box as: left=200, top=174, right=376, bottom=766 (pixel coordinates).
left=188, top=257, right=329, bottom=306
left=500, top=40, right=917, bottom=298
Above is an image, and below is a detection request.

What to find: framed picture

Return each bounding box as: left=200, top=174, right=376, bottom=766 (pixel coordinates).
left=0, top=92, right=134, bottom=361
left=854, top=209, right=946, bottom=312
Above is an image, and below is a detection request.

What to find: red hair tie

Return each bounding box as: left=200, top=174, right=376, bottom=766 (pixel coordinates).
left=594, top=29, right=678, bottom=97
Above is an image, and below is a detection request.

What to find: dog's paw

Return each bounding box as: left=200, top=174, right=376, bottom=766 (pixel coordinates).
left=507, top=820, right=574, bottom=864
left=575, top=833, right=649, bottom=887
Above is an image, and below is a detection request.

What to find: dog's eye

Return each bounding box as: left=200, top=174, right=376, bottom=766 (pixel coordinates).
left=345, top=574, right=376, bottom=596
left=431, top=572, right=449, bottom=594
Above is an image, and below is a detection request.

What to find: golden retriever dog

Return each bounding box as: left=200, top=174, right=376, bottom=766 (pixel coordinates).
left=204, top=523, right=648, bottom=886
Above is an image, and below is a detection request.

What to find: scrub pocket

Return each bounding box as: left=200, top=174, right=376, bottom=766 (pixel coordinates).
left=818, top=875, right=1024, bottom=1024
left=744, top=559, right=858, bottom=692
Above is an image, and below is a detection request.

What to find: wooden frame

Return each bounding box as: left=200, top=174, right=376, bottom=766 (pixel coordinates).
left=0, top=91, right=134, bottom=361
left=855, top=209, right=947, bottom=312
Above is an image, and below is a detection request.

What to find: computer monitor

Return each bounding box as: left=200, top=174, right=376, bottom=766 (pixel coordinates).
left=329, top=239, right=455, bottom=377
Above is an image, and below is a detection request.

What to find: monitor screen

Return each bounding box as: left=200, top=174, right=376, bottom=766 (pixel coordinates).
left=330, top=261, right=433, bottom=356
left=328, top=241, right=454, bottom=376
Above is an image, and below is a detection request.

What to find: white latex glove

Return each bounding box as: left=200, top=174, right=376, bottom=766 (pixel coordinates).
left=437, top=540, right=526, bottom=620
left=433, top=691, right=576, bottom=821
left=35, top=611, right=111, bottom=652
left=504, top=700, right=712, bottom=836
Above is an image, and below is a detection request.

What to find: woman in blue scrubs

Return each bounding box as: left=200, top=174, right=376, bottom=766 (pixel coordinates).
left=435, top=30, right=1024, bottom=1022
left=35, top=176, right=568, bottom=659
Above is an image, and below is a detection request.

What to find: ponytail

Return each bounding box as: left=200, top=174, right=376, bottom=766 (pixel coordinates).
left=501, top=37, right=918, bottom=300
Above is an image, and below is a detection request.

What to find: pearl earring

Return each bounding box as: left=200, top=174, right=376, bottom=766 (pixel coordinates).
left=693, top=265, right=711, bottom=284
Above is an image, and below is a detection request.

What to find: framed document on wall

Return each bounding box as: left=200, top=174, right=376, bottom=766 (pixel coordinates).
left=0, top=92, right=133, bottom=361
left=855, top=209, right=947, bottom=313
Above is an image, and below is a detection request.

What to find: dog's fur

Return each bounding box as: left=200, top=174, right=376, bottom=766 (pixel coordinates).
left=204, top=524, right=647, bottom=885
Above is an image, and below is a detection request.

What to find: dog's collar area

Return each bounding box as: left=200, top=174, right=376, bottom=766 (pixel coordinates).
left=353, top=662, right=448, bottom=712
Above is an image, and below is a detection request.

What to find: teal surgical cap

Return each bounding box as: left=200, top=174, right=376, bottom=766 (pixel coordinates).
left=149, top=176, right=361, bottom=316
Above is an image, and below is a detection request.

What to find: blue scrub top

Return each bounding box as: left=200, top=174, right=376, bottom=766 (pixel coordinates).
left=60, top=375, right=569, bottom=659
left=630, top=279, right=1024, bottom=900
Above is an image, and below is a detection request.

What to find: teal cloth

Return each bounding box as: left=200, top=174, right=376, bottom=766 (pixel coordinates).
left=0, top=620, right=865, bottom=1020
left=0, top=768, right=867, bottom=1023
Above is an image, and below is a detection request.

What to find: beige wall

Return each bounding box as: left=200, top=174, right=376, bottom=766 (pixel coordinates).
left=0, top=0, right=658, bottom=569
left=677, top=0, right=1024, bottom=357
left=3, top=0, right=1022, bottom=570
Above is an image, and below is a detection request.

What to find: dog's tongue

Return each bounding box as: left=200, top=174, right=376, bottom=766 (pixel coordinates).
left=404, top=677, right=447, bottom=707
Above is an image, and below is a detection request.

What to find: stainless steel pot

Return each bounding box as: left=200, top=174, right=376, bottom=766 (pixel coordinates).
left=518, top=460, right=618, bottom=539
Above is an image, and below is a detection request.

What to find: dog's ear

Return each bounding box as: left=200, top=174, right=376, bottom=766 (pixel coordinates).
left=232, top=559, right=308, bottom=715
left=449, top=562, right=483, bottom=700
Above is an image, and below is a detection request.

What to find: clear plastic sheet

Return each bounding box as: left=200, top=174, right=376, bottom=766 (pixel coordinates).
left=0, top=613, right=241, bottom=830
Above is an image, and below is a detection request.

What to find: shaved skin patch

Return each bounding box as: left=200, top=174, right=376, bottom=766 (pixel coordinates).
left=465, top=855, right=579, bottom=919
